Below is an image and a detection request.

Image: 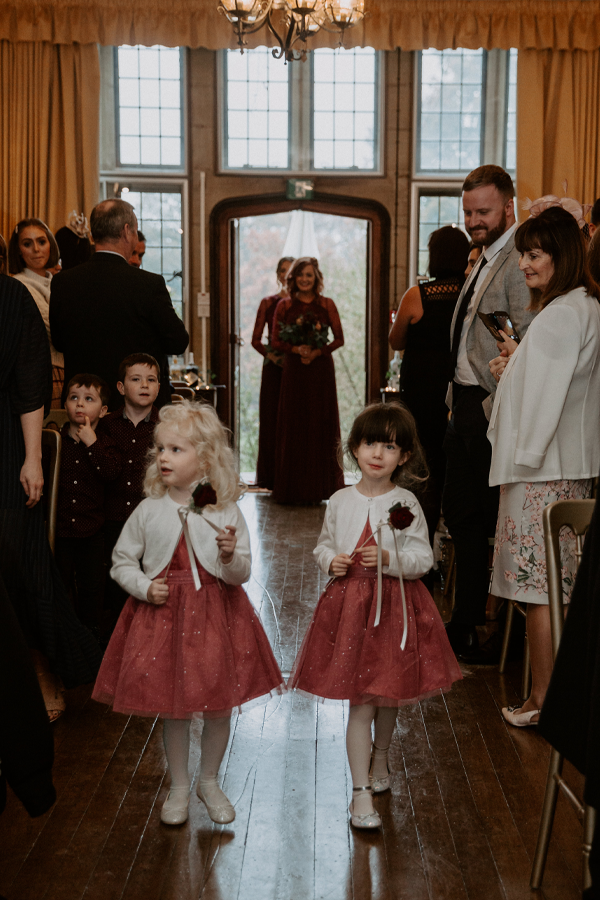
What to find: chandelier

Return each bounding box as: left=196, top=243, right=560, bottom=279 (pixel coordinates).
left=218, top=0, right=366, bottom=61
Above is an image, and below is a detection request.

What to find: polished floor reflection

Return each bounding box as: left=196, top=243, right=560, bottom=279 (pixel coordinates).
left=0, top=495, right=585, bottom=899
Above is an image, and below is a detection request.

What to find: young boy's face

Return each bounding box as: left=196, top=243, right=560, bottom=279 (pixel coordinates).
left=65, top=384, right=108, bottom=429
left=117, top=364, right=160, bottom=408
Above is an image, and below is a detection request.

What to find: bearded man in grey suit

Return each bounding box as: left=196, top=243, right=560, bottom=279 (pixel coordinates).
left=443, top=165, right=535, bottom=662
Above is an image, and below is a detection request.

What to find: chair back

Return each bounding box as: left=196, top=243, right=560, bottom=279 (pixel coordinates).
left=44, top=409, right=69, bottom=429
left=173, top=386, right=195, bottom=401
left=542, top=498, right=595, bottom=659
left=41, top=428, right=62, bottom=553
left=170, top=394, right=184, bottom=403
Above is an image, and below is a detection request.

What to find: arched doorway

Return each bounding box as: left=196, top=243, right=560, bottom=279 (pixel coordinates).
left=210, top=192, right=391, bottom=453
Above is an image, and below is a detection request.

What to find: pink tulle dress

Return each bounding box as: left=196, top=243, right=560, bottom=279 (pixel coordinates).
left=93, top=535, right=285, bottom=719
left=288, top=519, right=462, bottom=706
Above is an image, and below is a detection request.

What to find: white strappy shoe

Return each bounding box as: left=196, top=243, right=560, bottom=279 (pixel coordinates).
left=349, top=786, right=381, bottom=829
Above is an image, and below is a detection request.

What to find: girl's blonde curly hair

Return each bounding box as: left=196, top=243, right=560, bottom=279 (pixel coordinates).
left=144, top=401, right=245, bottom=508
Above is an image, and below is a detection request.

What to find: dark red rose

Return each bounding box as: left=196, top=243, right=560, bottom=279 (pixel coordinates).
left=388, top=503, right=415, bottom=530
left=191, top=482, right=217, bottom=509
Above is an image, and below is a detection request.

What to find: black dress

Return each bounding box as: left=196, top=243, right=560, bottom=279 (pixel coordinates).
left=0, top=572, right=55, bottom=817
left=400, top=277, right=463, bottom=537
left=0, top=275, right=101, bottom=688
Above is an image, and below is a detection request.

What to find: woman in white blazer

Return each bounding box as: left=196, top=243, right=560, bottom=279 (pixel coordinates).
left=487, top=204, right=600, bottom=727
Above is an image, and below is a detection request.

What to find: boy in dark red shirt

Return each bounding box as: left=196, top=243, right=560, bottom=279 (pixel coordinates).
left=101, top=353, right=160, bottom=616
left=55, top=375, right=121, bottom=637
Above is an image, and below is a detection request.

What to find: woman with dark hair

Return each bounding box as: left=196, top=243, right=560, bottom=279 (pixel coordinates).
left=271, top=256, right=345, bottom=504
left=9, top=218, right=64, bottom=408
left=251, top=256, right=294, bottom=489
left=389, top=225, right=470, bottom=538
left=488, top=204, right=600, bottom=727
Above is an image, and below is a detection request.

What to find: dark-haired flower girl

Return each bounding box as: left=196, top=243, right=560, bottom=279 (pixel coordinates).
left=289, top=402, right=462, bottom=829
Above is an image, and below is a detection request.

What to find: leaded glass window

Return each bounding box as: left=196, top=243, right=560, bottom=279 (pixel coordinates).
left=224, top=48, right=289, bottom=169
left=125, top=189, right=184, bottom=318
left=313, top=47, right=378, bottom=170
left=417, top=193, right=465, bottom=277
left=116, top=46, right=183, bottom=168
left=418, top=49, right=485, bottom=173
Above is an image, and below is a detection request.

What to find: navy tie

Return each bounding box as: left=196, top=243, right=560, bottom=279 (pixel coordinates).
left=448, top=255, right=487, bottom=381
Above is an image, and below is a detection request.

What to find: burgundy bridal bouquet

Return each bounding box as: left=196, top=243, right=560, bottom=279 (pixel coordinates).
left=278, top=312, right=330, bottom=350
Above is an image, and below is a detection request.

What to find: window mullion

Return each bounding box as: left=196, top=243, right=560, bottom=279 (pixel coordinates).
left=482, top=49, right=508, bottom=167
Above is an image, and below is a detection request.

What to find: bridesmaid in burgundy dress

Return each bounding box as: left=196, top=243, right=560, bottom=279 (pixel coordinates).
left=252, top=256, right=294, bottom=488
left=271, top=256, right=345, bottom=504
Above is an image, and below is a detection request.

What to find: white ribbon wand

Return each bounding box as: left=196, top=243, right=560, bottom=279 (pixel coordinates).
left=371, top=520, right=407, bottom=650
left=336, top=501, right=414, bottom=649
left=162, top=480, right=222, bottom=589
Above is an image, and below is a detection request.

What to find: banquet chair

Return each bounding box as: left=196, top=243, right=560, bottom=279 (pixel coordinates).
left=530, top=498, right=596, bottom=891
left=172, top=386, right=195, bottom=401
left=41, top=428, right=62, bottom=554
left=170, top=394, right=184, bottom=403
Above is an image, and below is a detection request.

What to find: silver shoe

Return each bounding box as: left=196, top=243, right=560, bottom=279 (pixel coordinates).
left=369, top=744, right=391, bottom=793
left=349, top=786, right=381, bottom=830
left=196, top=780, right=236, bottom=824
left=502, top=704, right=541, bottom=727
left=160, top=787, right=190, bottom=825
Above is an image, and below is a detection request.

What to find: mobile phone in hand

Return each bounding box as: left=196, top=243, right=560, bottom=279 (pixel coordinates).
left=477, top=310, right=520, bottom=343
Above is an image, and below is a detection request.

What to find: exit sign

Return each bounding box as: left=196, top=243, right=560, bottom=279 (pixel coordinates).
left=286, top=179, right=314, bottom=200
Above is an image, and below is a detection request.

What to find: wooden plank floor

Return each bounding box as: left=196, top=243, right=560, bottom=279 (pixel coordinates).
left=0, top=494, right=586, bottom=900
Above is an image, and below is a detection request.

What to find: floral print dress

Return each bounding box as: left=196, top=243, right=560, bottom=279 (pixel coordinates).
left=491, top=479, right=592, bottom=604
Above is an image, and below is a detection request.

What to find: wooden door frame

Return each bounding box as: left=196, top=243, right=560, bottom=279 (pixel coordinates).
left=209, top=191, right=391, bottom=431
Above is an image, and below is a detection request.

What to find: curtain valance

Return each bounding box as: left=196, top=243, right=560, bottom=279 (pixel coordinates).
left=2, top=1, right=600, bottom=51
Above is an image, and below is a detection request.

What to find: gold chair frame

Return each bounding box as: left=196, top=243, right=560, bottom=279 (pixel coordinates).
left=171, top=386, right=195, bottom=401
left=41, top=428, right=62, bottom=554
left=530, top=498, right=596, bottom=891
left=498, top=598, right=531, bottom=701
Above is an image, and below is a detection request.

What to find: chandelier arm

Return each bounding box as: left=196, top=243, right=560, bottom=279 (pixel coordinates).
left=265, top=12, right=289, bottom=59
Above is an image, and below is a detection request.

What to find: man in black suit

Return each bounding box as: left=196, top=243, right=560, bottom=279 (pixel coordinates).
left=50, top=199, right=188, bottom=409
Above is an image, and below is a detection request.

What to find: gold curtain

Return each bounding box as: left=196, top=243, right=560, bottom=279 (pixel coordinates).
left=1, top=1, right=600, bottom=51
left=0, top=42, right=100, bottom=242
left=516, top=49, right=600, bottom=213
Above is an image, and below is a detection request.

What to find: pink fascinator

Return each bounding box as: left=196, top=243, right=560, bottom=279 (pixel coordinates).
left=523, top=181, right=591, bottom=229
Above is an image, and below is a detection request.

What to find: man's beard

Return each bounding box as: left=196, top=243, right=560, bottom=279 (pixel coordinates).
left=468, top=208, right=507, bottom=248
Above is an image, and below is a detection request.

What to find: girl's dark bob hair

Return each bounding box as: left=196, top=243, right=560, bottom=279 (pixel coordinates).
left=8, top=218, right=60, bottom=274
left=428, top=225, right=470, bottom=280
left=344, top=402, right=428, bottom=490
left=515, top=206, right=600, bottom=311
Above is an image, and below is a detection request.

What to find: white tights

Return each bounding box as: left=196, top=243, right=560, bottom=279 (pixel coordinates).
left=162, top=715, right=232, bottom=795
left=346, top=704, right=397, bottom=814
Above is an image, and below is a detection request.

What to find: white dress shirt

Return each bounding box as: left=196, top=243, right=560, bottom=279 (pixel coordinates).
left=455, top=222, right=518, bottom=386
